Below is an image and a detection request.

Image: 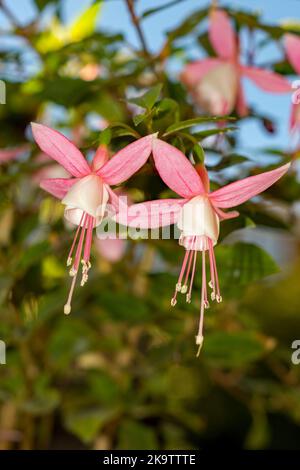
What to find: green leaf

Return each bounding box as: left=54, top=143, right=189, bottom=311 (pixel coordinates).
left=17, top=241, right=50, bottom=271
left=167, top=8, right=207, bottom=41
left=70, top=1, right=102, bottom=42
left=164, top=117, right=235, bottom=136
left=64, top=408, right=118, bottom=444
left=192, top=143, right=205, bottom=163
left=40, top=78, right=92, bottom=107
left=133, top=112, right=149, bottom=127
left=204, top=331, right=265, bottom=367
left=216, top=242, right=279, bottom=287
left=99, top=127, right=112, bottom=146
left=129, top=84, right=163, bottom=111
left=108, top=122, right=140, bottom=139
left=192, top=127, right=237, bottom=140
left=214, top=153, right=249, bottom=170
left=117, top=420, right=158, bottom=450
left=156, top=98, right=179, bottom=115
left=141, top=0, right=187, bottom=19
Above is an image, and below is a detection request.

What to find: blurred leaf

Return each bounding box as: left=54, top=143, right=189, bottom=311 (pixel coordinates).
left=192, top=127, right=237, bottom=140
left=141, top=0, right=187, bottom=19
left=166, top=8, right=207, bottom=40
left=17, top=241, right=50, bottom=271
left=192, top=143, right=205, bottom=163
left=129, top=84, right=163, bottom=111
left=70, top=1, right=102, bottom=42
left=204, top=331, right=265, bottom=367
left=108, top=122, right=140, bottom=139
left=98, top=128, right=112, bottom=146
left=217, top=242, right=279, bottom=288
left=39, top=78, right=92, bottom=107
left=98, top=291, right=150, bottom=323
left=117, top=420, right=158, bottom=449
left=164, top=117, right=235, bottom=136
left=133, top=112, right=149, bottom=127
left=64, top=408, right=118, bottom=444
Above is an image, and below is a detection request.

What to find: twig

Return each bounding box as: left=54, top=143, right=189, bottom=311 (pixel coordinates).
left=125, top=0, right=151, bottom=58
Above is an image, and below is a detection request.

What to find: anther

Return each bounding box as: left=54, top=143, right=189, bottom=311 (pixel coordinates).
left=216, top=294, right=222, bottom=303
left=211, top=292, right=216, bottom=301
left=69, top=267, right=77, bottom=277
left=181, top=284, right=188, bottom=294
left=208, top=280, right=214, bottom=289
left=195, top=334, right=204, bottom=357
left=64, top=304, right=71, bottom=315
left=171, top=297, right=177, bottom=307
left=204, top=300, right=210, bottom=309
left=67, top=257, right=72, bottom=267
left=176, top=283, right=182, bottom=292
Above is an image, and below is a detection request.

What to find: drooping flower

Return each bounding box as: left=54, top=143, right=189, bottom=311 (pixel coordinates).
left=285, top=34, right=300, bottom=136
left=181, top=8, right=290, bottom=116
left=118, top=139, right=290, bottom=354
left=32, top=123, right=154, bottom=314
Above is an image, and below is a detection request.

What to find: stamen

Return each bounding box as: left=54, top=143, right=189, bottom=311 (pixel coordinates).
left=196, top=250, right=206, bottom=357
left=66, top=212, right=85, bottom=266
left=195, top=334, right=204, bottom=357
left=208, top=239, right=216, bottom=301
left=81, top=215, right=94, bottom=286
left=64, top=270, right=78, bottom=315
left=210, top=241, right=221, bottom=301
left=64, top=213, right=88, bottom=314
left=73, top=217, right=87, bottom=273
left=171, top=249, right=190, bottom=307
left=181, top=243, right=195, bottom=294
left=186, top=249, right=197, bottom=304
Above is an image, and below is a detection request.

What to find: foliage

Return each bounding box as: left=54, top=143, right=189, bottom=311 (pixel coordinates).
left=0, top=0, right=300, bottom=451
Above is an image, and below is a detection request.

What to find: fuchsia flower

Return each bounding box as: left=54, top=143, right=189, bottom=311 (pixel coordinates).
left=181, top=8, right=290, bottom=116
left=285, top=34, right=300, bottom=133
left=31, top=123, right=154, bottom=314
left=118, top=139, right=290, bottom=354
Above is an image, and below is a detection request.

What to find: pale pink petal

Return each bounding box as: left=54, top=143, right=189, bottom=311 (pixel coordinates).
left=210, top=163, right=290, bottom=208
left=241, top=66, right=291, bottom=93
left=209, top=9, right=237, bottom=60
left=106, top=186, right=129, bottom=215
left=285, top=34, right=300, bottom=74
left=115, top=199, right=186, bottom=229
left=31, top=123, right=91, bottom=177
left=180, top=58, right=223, bottom=87
left=98, top=135, right=153, bottom=185
left=95, top=238, right=126, bottom=263
left=236, top=81, right=248, bottom=116
left=212, top=205, right=239, bottom=220
left=40, top=178, right=78, bottom=199
left=290, top=103, right=300, bottom=131
left=91, top=144, right=109, bottom=172
left=152, top=139, right=205, bottom=198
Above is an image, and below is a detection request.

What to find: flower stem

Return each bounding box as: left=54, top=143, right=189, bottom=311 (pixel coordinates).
left=125, top=0, right=151, bottom=59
